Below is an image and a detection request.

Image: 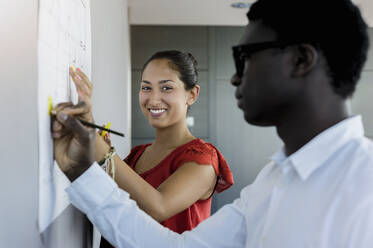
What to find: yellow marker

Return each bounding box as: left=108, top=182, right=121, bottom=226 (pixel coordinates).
left=70, top=65, right=76, bottom=81
left=101, top=122, right=111, bottom=137
left=48, top=96, right=53, bottom=115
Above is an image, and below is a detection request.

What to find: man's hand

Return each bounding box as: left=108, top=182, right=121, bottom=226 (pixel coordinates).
left=52, top=111, right=96, bottom=181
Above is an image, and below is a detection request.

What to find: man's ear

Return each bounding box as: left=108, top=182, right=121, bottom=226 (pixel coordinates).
left=291, top=44, right=318, bottom=77
left=187, top=85, right=200, bottom=106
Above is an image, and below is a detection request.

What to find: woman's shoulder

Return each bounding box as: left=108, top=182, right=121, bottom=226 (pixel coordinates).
left=174, top=138, right=234, bottom=193
left=180, top=138, right=218, bottom=157
left=171, top=138, right=219, bottom=166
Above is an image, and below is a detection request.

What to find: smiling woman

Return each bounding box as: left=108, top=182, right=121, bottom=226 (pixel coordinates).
left=57, top=50, right=234, bottom=248
left=139, top=53, right=198, bottom=130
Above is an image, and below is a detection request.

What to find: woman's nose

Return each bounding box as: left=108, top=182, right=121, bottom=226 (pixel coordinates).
left=148, top=90, right=162, bottom=102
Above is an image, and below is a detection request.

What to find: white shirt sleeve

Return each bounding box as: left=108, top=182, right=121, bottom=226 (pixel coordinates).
left=66, top=162, right=247, bottom=248
left=340, top=198, right=373, bottom=248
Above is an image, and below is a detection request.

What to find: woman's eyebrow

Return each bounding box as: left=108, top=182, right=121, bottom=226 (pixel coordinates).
left=141, top=80, right=174, bottom=84
left=159, top=80, right=174, bottom=84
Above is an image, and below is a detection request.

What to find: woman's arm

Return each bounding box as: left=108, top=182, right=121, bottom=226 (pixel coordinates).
left=96, top=133, right=217, bottom=222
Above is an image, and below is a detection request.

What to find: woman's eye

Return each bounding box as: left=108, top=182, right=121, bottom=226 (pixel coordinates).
left=141, top=86, right=151, bottom=91
left=161, top=86, right=172, bottom=91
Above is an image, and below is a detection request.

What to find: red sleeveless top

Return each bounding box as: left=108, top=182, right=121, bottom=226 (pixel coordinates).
left=124, top=138, right=234, bottom=233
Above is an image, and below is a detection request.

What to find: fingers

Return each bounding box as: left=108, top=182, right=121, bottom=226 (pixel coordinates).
left=98, top=125, right=112, bottom=145
left=104, top=133, right=111, bottom=146
left=56, top=112, right=93, bottom=144
left=76, top=68, right=92, bottom=89
left=69, top=67, right=93, bottom=100
left=51, top=103, right=75, bottom=138
left=53, top=102, right=74, bottom=113
left=51, top=118, right=70, bottom=139
left=54, top=101, right=91, bottom=116
left=51, top=100, right=94, bottom=140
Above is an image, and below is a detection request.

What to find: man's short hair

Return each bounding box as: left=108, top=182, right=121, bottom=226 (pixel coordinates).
left=248, top=0, right=370, bottom=98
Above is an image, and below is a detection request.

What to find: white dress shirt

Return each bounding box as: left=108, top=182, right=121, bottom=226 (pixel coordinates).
left=66, top=116, right=373, bottom=248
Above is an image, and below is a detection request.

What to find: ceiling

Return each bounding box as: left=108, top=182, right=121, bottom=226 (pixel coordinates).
left=128, top=0, right=253, bottom=26
left=128, top=0, right=373, bottom=27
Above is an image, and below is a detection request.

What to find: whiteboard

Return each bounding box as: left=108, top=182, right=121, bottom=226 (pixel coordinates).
left=37, top=0, right=91, bottom=233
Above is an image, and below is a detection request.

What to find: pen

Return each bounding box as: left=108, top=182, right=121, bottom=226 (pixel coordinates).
left=51, top=110, right=124, bottom=137
left=49, top=95, right=124, bottom=137
left=78, top=119, right=125, bottom=137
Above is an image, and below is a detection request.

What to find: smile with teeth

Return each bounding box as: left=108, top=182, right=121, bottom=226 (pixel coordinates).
left=150, top=109, right=166, bottom=113
left=149, top=108, right=167, bottom=117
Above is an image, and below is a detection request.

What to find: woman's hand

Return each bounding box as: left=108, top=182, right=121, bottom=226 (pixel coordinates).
left=69, top=67, right=94, bottom=122
left=68, top=67, right=111, bottom=161
left=98, top=128, right=112, bottom=146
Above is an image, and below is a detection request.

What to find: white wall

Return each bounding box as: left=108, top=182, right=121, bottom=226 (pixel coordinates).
left=0, top=1, right=42, bottom=247
left=91, top=0, right=131, bottom=157
left=0, top=0, right=131, bottom=247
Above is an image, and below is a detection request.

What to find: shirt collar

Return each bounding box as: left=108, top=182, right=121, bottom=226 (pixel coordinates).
left=271, top=115, right=364, bottom=180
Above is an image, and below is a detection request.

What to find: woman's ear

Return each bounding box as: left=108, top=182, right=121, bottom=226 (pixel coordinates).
left=291, top=44, right=319, bottom=77
left=187, top=85, right=200, bottom=106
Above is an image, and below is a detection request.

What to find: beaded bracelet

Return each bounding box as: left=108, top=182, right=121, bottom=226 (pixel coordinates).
left=99, top=146, right=116, bottom=180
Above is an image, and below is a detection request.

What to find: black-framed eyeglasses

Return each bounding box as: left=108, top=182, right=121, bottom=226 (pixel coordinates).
left=232, top=41, right=299, bottom=77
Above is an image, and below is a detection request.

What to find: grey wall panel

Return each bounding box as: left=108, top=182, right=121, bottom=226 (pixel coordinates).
left=213, top=77, right=282, bottom=208
left=188, top=71, right=209, bottom=138
left=351, top=28, right=373, bottom=138
left=131, top=26, right=209, bottom=70
left=131, top=70, right=147, bottom=137
left=351, top=71, right=373, bottom=137
left=211, top=26, right=283, bottom=209
left=215, top=26, right=245, bottom=80
left=363, top=29, right=373, bottom=71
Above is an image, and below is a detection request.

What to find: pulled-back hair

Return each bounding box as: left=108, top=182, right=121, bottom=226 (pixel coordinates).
left=248, top=0, right=370, bottom=98
left=142, top=50, right=199, bottom=90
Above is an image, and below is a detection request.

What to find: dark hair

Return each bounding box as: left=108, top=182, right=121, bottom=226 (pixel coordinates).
left=142, top=50, right=199, bottom=90
left=247, top=0, right=370, bottom=98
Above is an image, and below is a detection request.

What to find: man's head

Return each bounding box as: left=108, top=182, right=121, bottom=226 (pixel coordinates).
left=231, top=0, right=369, bottom=126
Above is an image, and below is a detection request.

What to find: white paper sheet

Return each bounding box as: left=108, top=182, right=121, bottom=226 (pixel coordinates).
left=37, top=0, right=91, bottom=233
